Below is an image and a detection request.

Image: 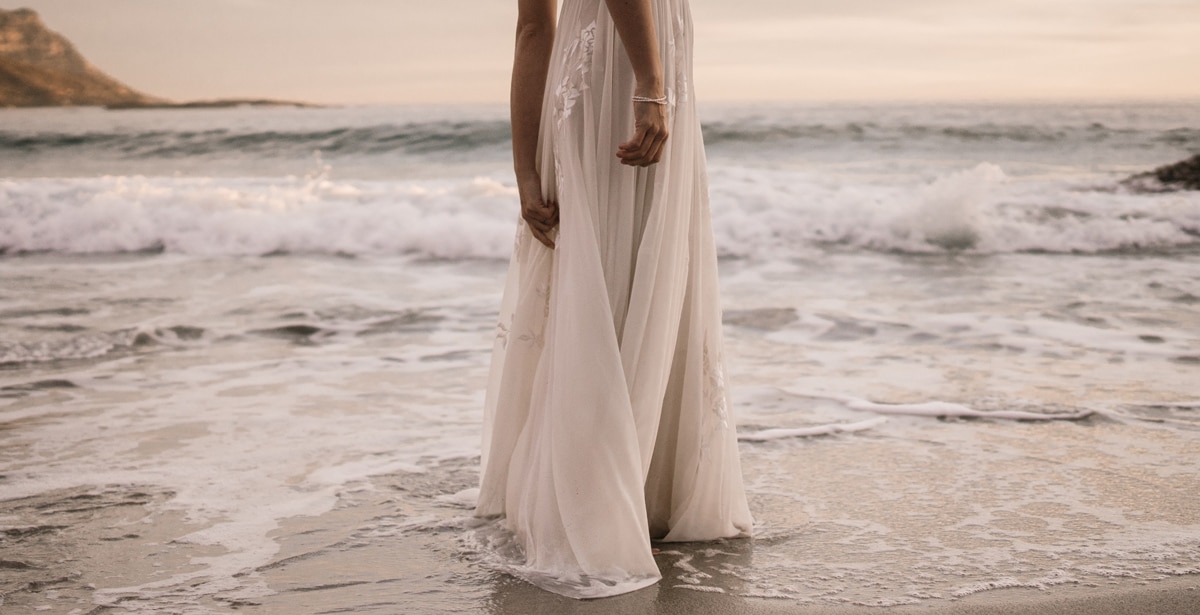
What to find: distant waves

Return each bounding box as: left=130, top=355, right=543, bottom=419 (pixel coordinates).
left=2, top=118, right=1197, bottom=160
left=0, top=120, right=514, bottom=159
left=702, top=120, right=1200, bottom=150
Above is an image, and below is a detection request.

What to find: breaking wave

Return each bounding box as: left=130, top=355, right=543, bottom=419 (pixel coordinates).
left=2, top=164, right=1198, bottom=259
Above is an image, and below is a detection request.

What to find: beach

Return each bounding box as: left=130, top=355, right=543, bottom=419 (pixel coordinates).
left=2, top=102, right=1199, bottom=613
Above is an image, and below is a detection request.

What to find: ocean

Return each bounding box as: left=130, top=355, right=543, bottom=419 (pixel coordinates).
left=1, top=102, right=1198, bottom=613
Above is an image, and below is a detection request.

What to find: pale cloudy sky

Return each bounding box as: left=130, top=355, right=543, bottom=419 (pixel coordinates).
left=9, top=0, right=1200, bottom=104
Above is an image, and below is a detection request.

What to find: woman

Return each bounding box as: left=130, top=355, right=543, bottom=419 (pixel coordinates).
left=476, top=0, right=753, bottom=598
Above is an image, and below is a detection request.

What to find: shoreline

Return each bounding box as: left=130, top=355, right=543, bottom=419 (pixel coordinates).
left=4, top=458, right=1195, bottom=612
left=3, top=476, right=1197, bottom=614
left=653, top=575, right=1200, bottom=615
left=501, top=574, right=1200, bottom=615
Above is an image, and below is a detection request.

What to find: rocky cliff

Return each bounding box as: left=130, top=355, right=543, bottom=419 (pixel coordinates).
left=0, top=7, right=160, bottom=107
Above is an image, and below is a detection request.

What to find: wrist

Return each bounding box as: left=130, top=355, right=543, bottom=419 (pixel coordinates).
left=633, top=76, right=664, bottom=98
left=514, top=165, right=540, bottom=183
left=515, top=170, right=541, bottom=194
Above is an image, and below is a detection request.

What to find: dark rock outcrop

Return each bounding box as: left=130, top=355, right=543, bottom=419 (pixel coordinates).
left=1124, top=154, right=1200, bottom=193
left=0, top=8, right=161, bottom=107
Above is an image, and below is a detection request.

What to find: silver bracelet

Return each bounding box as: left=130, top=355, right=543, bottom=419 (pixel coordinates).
left=631, top=95, right=668, bottom=105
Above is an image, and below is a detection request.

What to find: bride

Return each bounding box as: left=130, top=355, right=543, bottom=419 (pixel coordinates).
left=475, top=0, right=753, bottom=598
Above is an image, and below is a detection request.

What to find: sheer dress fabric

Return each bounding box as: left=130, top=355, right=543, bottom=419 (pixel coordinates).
left=475, top=0, right=753, bottom=598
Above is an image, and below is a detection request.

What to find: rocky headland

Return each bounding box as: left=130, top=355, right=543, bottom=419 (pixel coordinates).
left=0, top=7, right=311, bottom=109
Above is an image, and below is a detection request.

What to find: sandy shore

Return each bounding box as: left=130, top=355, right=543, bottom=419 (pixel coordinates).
left=2, top=490, right=1197, bottom=615
left=483, top=575, right=1200, bottom=615
left=2, top=482, right=1196, bottom=615
left=3, top=420, right=1198, bottom=615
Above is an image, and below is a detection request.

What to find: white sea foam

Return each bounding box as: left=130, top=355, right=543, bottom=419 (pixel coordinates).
left=819, top=393, right=1095, bottom=421
left=0, top=329, right=139, bottom=365
left=905, top=163, right=1004, bottom=250
left=0, top=174, right=519, bottom=259
left=950, top=570, right=1079, bottom=598
left=2, top=163, right=1197, bottom=259
left=708, top=164, right=1200, bottom=257
left=738, top=417, right=888, bottom=441
left=673, top=584, right=726, bottom=593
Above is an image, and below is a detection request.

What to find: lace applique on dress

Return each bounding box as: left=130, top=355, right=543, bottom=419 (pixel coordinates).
left=498, top=316, right=545, bottom=349
left=497, top=277, right=550, bottom=350
left=553, top=155, right=564, bottom=204
left=496, top=321, right=511, bottom=349
left=515, top=329, right=543, bottom=347
left=554, top=21, right=597, bottom=129
left=672, top=12, right=689, bottom=105
left=536, top=280, right=551, bottom=319
left=700, top=336, right=731, bottom=457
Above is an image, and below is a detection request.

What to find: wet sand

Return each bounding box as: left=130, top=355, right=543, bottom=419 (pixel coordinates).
left=2, top=485, right=1197, bottom=614
left=3, top=492, right=1197, bottom=615
left=4, top=413, right=1198, bottom=614
left=482, top=576, right=1200, bottom=615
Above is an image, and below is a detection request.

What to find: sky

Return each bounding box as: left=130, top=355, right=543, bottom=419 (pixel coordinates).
left=7, top=0, right=1200, bottom=104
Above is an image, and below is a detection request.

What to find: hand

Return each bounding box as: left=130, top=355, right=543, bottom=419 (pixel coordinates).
left=518, top=173, right=559, bottom=249
left=616, top=96, right=669, bottom=167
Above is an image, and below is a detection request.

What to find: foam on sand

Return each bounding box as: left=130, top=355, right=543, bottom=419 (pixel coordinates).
left=823, top=392, right=1095, bottom=421
left=737, top=390, right=1093, bottom=443
left=739, top=417, right=888, bottom=441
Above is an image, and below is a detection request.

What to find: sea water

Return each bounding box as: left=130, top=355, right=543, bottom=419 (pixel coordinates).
left=1, top=102, right=1198, bottom=612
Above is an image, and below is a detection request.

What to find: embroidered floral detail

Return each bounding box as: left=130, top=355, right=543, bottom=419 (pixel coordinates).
left=516, top=330, right=541, bottom=346
left=702, top=335, right=731, bottom=441
left=498, top=318, right=545, bottom=349
left=496, top=320, right=511, bottom=349
left=553, top=155, right=564, bottom=203
left=675, top=13, right=690, bottom=105
left=554, top=21, right=597, bottom=129
left=536, top=280, right=551, bottom=318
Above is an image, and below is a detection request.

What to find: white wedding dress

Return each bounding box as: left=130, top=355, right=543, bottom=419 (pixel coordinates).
left=476, top=0, right=752, bottom=598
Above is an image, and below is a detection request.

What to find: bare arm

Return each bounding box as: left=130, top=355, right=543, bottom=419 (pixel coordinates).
left=605, top=0, right=669, bottom=166
left=512, top=0, right=559, bottom=248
